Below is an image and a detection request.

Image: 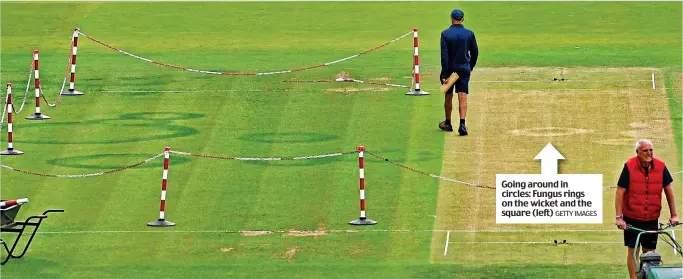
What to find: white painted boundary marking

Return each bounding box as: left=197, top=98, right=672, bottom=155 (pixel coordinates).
left=652, top=72, right=656, bottom=90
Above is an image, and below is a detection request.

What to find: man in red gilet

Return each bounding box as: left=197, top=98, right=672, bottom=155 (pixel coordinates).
left=615, top=139, right=678, bottom=279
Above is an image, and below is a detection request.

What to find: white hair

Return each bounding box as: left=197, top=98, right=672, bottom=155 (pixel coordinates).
left=636, top=139, right=653, bottom=151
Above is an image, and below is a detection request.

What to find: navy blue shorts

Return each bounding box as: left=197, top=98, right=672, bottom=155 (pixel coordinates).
left=445, top=70, right=471, bottom=94
left=623, top=215, right=659, bottom=249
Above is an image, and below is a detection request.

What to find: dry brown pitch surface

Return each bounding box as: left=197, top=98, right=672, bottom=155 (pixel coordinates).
left=430, top=67, right=682, bottom=265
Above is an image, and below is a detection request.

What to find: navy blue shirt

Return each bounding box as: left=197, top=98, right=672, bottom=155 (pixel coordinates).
left=617, top=162, right=674, bottom=189
left=440, top=24, right=478, bottom=80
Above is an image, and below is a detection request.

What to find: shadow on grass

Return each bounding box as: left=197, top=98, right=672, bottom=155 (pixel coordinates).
left=46, top=153, right=192, bottom=170
left=239, top=132, right=339, bottom=144
left=11, top=112, right=204, bottom=144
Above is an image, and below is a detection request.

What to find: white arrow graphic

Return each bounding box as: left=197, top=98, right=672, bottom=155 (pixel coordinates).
left=534, top=143, right=565, bottom=175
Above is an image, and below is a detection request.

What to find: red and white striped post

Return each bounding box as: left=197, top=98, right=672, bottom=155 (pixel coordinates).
left=61, top=28, right=84, bottom=96
left=26, top=50, right=50, bottom=120
left=0, top=198, right=29, bottom=208
left=349, top=146, right=377, bottom=225
left=406, top=28, right=429, bottom=96
left=148, top=146, right=175, bottom=227
left=1, top=84, right=24, bottom=156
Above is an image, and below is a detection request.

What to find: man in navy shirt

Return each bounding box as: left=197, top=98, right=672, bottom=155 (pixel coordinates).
left=439, top=8, right=478, bottom=136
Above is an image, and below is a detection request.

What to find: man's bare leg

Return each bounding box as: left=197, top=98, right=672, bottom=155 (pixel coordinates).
left=628, top=247, right=653, bottom=279
left=439, top=92, right=455, bottom=131
left=627, top=247, right=637, bottom=279
left=458, top=92, right=467, bottom=120
left=445, top=93, right=453, bottom=121
left=457, top=92, right=468, bottom=135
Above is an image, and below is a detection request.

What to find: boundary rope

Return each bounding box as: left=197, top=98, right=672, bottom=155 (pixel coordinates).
left=281, top=78, right=410, bottom=88
left=0, top=145, right=680, bottom=189
left=170, top=150, right=358, bottom=161
left=365, top=150, right=683, bottom=191
left=365, top=151, right=496, bottom=190
left=1, top=149, right=357, bottom=178
left=0, top=153, right=163, bottom=178
left=40, top=40, right=74, bottom=107
left=78, top=30, right=413, bottom=76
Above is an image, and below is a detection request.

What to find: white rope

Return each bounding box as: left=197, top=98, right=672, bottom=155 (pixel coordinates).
left=292, top=153, right=344, bottom=160
left=79, top=30, right=413, bottom=76
left=39, top=74, right=68, bottom=108
left=14, top=66, right=33, bottom=114
left=335, top=77, right=410, bottom=88
left=0, top=153, right=164, bottom=178
left=171, top=150, right=353, bottom=161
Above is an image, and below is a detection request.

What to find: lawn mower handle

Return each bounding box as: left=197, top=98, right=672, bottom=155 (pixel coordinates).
left=627, top=222, right=682, bottom=273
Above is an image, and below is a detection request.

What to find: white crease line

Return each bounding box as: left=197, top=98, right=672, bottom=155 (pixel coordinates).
left=99, top=88, right=657, bottom=94
left=37, top=230, right=230, bottom=234
left=99, top=89, right=330, bottom=93
left=444, top=231, right=451, bottom=256
left=471, top=79, right=652, bottom=83
left=448, top=241, right=622, bottom=245
left=100, top=90, right=265, bottom=93
left=480, top=89, right=659, bottom=92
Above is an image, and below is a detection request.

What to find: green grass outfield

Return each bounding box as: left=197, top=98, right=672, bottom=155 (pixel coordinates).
left=0, top=2, right=681, bottom=278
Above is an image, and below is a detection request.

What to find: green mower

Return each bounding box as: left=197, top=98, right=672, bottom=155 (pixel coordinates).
left=628, top=223, right=683, bottom=279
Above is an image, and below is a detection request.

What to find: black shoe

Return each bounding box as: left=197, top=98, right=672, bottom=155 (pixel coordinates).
left=439, top=120, right=453, bottom=132
left=458, top=124, right=468, bottom=136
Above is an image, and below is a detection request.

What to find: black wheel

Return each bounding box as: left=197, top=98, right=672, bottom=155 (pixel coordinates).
left=638, top=262, right=650, bottom=279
